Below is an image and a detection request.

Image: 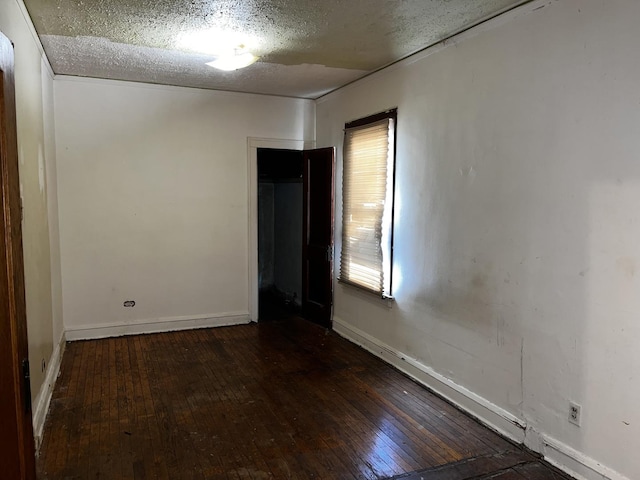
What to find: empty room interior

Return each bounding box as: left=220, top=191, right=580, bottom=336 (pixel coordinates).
left=0, top=0, right=638, bottom=479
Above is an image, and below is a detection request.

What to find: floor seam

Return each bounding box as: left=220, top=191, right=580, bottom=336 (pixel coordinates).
left=381, top=449, right=528, bottom=479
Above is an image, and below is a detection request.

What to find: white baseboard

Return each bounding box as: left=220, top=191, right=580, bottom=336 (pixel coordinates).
left=541, top=434, right=630, bottom=480
left=32, top=331, right=66, bottom=450
left=332, top=316, right=628, bottom=480
left=65, top=312, right=251, bottom=341
left=332, top=316, right=526, bottom=442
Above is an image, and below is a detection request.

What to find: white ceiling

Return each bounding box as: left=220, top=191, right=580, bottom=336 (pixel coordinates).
left=24, top=0, right=530, bottom=99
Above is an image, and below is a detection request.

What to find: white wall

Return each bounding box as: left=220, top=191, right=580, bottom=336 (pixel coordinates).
left=0, top=0, right=61, bottom=413
left=317, top=1, right=640, bottom=479
left=54, top=77, right=314, bottom=337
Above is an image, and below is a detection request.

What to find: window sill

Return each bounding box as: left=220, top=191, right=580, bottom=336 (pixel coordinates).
left=337, top=278, right=395, bottom=306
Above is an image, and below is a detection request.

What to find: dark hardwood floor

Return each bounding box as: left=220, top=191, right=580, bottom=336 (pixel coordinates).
left=37, top=318, right=572, bottom=479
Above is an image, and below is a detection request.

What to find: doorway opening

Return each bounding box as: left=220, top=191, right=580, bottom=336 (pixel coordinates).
left=249, top=141, right=335, bottom=327
left=257, top=148, right=304, bottom=321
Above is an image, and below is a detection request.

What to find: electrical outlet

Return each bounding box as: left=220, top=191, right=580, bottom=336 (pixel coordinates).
left=569, top=402, right=582, bottom=426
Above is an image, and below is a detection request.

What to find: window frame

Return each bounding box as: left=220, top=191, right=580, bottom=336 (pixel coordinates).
left=339, top=108, right=397, bottom=299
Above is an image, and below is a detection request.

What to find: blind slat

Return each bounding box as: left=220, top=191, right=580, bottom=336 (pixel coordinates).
left=340, top=117, right=392, bottom=295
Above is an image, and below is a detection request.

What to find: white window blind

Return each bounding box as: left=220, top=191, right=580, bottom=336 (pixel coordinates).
left=340, top=114, right=395, bottom=296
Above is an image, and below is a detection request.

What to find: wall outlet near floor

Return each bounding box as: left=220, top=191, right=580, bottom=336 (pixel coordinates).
left=569, top=402, right=582, bottom=426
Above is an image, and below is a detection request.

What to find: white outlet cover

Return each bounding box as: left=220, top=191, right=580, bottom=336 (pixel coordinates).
left=569, top=402, right=582, bottom=426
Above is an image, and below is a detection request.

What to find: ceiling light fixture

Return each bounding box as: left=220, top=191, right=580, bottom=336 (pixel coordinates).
left=206, top=50, right=258, bottom=71
left=176, top=29, right=259, bottom=71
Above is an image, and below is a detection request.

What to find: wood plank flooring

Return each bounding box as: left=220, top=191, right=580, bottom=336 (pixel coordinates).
left=37, top=318, right=572, bottom=479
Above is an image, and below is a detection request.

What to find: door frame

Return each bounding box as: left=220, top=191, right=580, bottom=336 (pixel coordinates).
left=0, top=30, right=37, bottom=480
left=247, top=137, right=314, bottom=321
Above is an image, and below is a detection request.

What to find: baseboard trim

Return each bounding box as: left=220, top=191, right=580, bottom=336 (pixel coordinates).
left=332, top=316, right=526, bottom=443
left=65, top=312, right=251, bottom=341
left=32, top=332, right=66, bottom=450
left=541, top=434, right=630, bottom=480
left=333, top=316, right=630, bottom=480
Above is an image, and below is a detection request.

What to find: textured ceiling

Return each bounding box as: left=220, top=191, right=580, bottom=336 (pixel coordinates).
left=24, top=0, right=530, bottom=99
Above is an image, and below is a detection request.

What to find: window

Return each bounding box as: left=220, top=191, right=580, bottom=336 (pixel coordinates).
left=340, top=109, right=397, bottom=298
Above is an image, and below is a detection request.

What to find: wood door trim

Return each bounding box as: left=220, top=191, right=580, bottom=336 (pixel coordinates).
left=0, top=30, right=36, bottom=480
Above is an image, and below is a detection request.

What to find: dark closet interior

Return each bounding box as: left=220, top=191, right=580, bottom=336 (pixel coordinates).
left=257, top=148, right=304, bottom=321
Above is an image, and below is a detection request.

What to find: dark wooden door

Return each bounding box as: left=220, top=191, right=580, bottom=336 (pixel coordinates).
left=0, top=31, right=37, bottom=480
left=302, top=147, right=335, bottom=327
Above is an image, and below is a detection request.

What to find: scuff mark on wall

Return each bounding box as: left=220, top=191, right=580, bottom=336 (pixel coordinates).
left=616, top=256, right=636, bottom=278
left=38, top=144, right=46, bottom=194
left=458, top=165, right=476, bottom=184
left=520, top=337, right=524, bottom=411
left=496, top=314, right=506, bottom=347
